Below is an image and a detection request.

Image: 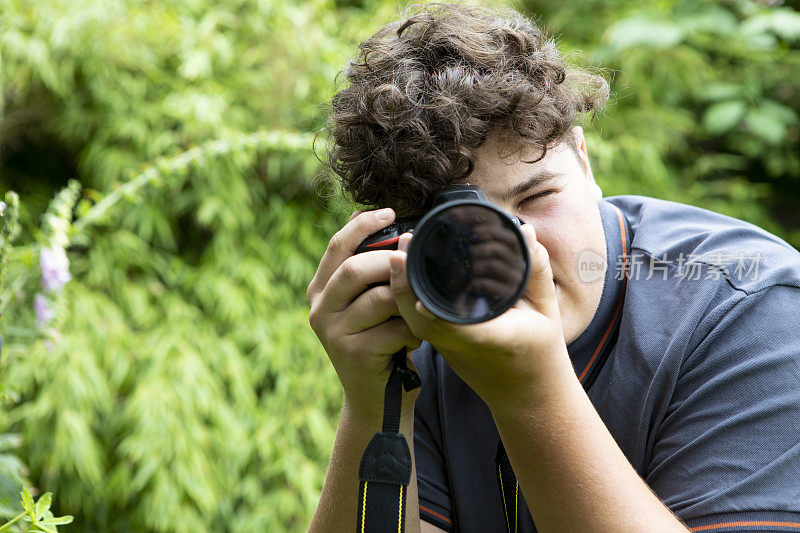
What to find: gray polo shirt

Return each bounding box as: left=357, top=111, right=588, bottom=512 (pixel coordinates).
left=414, top=195, right=800, bottom=532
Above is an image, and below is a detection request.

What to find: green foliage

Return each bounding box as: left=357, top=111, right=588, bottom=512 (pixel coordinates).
left=1, top=192, right=21, bottom=323
left=0, top=0, right=413, bottom=530
left=0, top=434, right=26, bottom=519
left=0, top=487, right=73, bottom=533
left=0, top=0, right=797, bottom=532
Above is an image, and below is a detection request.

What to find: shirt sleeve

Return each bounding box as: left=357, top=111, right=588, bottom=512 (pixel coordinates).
left=413, top=345, right=455, bottom=532
left=645, top=284, right=800, bottom=532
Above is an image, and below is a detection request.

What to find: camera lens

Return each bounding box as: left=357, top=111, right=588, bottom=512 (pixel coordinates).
left=407, top=201, right=529, bottom=323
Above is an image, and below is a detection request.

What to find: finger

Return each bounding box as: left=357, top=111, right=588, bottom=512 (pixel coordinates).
left=348, top=316, right=422, bottom=357
left=349, top=209, right=364, bottom=221
left=308, top=208, right=395, bottom=301
left=520, top=224, right=558, bottom=316
left=412, top=299, right=465, bottom=345
left=345, top=284, right=399, bottom=332
left=318, top=250, right=394, bottom=313
left=389, top=234, right=417, bottom=319
left=397, top=231, right=412, bottom=253
left=390, top=236, right=460, bottom=341
left=414, top=300, right=438, bottom=320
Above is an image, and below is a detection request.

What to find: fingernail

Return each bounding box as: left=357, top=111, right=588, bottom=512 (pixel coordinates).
left=375, top=208, right=393, bottom=220
left=390, top=255, right=401, bottom=274
left=398, top=233, right=411, bottom=252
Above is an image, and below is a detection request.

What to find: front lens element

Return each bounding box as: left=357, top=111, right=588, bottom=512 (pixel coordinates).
left=408, top=202, right=528, bottom=323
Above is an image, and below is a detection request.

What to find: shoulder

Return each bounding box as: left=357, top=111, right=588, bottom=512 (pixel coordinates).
left=605, top=194, right=800, bottom=295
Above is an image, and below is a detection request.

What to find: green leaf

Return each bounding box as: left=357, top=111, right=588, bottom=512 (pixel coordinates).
left=742, top=8, right=800, bottom=41
left=34, top=492, right=52, bottom=521
left=76, top=198, right=92, bottom=218
left=21, top=487, right=34, bottom=513
left=741, top=31, right=777, bottom=50
left=745, top=107, right=789, bottom=145
left=703, top=101, right=746, bottom=135
left=770, top=9, right=800, bottom=40
left=41, top=515, right=74, bottom=526
left=761, top=100, right=799, bottom=126
left=604, top=17, right=684, bottom=50
left=0, top=433, right=22, bottom=452
left=700, top=83, right=745, bottom=102
left=679, top=7, right=737, bottom=35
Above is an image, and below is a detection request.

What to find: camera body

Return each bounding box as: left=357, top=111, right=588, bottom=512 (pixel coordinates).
left=354, top=186, right=497, bottom=253
left=355, top=185, right=530, bottom=324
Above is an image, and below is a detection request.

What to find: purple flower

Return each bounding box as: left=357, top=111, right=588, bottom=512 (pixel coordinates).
left=34, top=293, right=54, bottom=328
left=0, top=201, right=5, bottom=216
left=40, top=246, right=71, bottom=292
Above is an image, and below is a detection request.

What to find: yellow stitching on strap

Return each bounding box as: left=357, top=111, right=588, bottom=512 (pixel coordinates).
left=361, top=481, right=367, bottom=533
left=498, top=465, right=510, bottom=532
left=514, top=481, right=518, bottom=533
left=397, top=485, right=404, bottom=533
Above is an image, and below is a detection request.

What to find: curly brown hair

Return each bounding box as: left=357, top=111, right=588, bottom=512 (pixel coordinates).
left=321, top=3, right=609, bottom=216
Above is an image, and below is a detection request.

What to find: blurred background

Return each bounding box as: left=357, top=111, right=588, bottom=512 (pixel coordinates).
left=0, top=0, right=797, bottom=531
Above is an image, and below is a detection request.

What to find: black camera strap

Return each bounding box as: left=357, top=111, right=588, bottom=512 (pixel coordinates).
left=356, top=349, right=421, bottom=532
left=495, top=441, right=520, bottom=533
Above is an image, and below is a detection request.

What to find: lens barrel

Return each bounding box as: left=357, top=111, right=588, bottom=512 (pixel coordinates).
left=407, top=200, right=529, bottom=324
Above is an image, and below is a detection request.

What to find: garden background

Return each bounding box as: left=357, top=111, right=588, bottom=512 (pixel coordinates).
left=0, top=0, right=798, bottom=531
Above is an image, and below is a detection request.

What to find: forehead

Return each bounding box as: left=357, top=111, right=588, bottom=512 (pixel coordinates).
left=465, top=136, right=576, bottom=198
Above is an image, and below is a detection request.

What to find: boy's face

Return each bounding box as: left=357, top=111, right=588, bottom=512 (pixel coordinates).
left=463, top=126, right=607, bottom=344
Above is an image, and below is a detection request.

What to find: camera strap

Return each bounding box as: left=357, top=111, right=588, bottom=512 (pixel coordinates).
left=496, top=441, right=520, bottom=533
left=356, top=349, right=421, bottom=533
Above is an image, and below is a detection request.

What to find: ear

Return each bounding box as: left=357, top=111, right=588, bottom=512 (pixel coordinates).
left=572, top=126, right=603, bottom=201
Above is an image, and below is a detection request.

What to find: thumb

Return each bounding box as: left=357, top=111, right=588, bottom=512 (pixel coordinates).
left=520, top=224, right=558, bottom=316
left=389, top=233, right=419, bottom=319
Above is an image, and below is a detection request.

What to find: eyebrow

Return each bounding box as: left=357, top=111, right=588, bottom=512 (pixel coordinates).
left=497, top=170, right=562, bottom=203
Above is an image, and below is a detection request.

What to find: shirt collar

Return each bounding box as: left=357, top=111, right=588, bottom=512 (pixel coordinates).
left=566, top=199, right=632, bottom=386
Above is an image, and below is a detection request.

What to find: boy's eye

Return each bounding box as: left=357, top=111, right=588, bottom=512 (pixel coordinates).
left=519, top=189, right=554, bottom=207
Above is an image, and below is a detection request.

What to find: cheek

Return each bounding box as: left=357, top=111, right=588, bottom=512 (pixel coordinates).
left=526, top=206, right=583, bottom=281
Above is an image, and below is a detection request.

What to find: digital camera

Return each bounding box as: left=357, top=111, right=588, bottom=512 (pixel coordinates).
left=355, top=185, right=530, bottom=324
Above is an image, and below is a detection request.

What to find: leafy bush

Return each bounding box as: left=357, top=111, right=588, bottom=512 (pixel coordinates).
left=0, top=487, right=72, bottom=533
left=0, top=0, right=404, bottom=530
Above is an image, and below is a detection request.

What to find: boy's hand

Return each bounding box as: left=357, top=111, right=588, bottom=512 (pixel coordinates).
left=307, top=209, right=422, bottom=420
left=388, top=224, right=571, bottom=411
